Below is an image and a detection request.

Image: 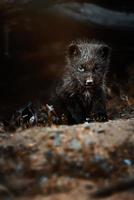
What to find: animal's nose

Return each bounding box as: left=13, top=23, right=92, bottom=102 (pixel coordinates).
left=85, top=78, right=93, bottom=86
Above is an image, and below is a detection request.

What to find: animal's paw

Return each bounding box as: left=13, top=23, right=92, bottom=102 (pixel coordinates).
left=94, top=112, right=108, bottom=122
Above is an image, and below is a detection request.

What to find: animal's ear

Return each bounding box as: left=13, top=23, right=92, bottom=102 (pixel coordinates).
left=68, top=43, right=81, bottom=58
left=98, top=45, right=111, bottom=60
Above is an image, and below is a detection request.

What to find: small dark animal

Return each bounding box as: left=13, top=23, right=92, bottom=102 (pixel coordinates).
left=51, top=40, right=111, bottom=124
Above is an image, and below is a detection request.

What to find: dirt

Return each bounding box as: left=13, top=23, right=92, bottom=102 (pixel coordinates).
left=0, top=112, right=134, bottom=200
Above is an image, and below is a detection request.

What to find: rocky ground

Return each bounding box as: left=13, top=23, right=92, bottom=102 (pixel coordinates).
left=0, top=107, right=134, bottom=200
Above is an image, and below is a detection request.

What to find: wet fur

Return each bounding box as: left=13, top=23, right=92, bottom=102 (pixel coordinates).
left=52, top=40, right=111, bottom=124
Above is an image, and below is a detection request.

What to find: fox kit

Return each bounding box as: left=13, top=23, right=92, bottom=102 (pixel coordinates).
left=52, top=40, right=111, bottom=124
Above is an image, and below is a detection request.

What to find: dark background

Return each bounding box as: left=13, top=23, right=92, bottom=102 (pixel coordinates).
left=0, top=0, right=134, bottom=118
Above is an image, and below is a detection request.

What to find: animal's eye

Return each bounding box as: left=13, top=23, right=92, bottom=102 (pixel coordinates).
left=78, top=65, right=85, bottom=72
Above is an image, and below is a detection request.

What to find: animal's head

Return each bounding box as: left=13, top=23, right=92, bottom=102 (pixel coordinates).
left=66, top=40, right=111, bottom=89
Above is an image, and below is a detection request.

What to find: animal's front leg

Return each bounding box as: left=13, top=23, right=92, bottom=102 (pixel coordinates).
left=67, top=100, right=85, bottom=124
left=94, top=111, right=108, bottom=122
left=91, top=91, right=108, bottom=122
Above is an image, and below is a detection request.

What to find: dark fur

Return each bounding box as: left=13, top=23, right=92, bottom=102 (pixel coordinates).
left=51, top=40, right=111, bottom=124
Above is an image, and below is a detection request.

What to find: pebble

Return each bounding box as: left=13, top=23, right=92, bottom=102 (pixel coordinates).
left=97, top=129, right=105, bottom=134
left=84, top=138, right=94, bottom=146
left=37, top=176, right=49, bottom=190
left=53, top=133, right=61, bottom=146
left=69, top=138, right=82, bottom=151
left=83, top=122, right=90, bottom=129
left=123, top=159, right=133, bottom=166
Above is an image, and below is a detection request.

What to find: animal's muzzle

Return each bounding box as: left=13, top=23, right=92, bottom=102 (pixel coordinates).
left=85, top=78, right=93, bottom=86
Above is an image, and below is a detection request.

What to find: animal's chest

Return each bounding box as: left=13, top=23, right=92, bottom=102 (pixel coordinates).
left=76, top=92, right=93, bottom=114
left=61, top=92, right=93, bottom=124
